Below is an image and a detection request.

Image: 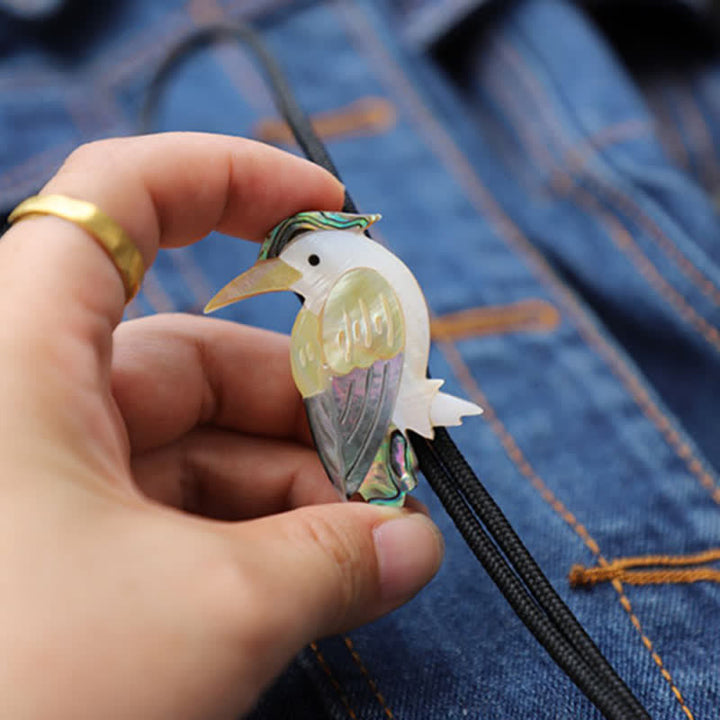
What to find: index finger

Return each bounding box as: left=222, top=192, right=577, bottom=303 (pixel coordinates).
left=0, top=132, right=344, bottom=344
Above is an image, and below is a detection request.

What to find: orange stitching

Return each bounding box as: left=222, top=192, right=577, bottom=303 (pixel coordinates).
left=255, top=97, right=397, bottom=145
left=497, top=40, right=720, bottom=309
left=671, top=84, right=720, bottom=192
left=570, top=548, right=720, bottom=587
left=571, top=566, right=720, bottom=587
left=565, top=177, right=720, bottom=307
left=342, top=636, right=394, bottom=719
left=430, top=299, right=560, bottom=341
left=595, top=547, right=720, bottom=570
left=309, top=642, right=359, bottom=720
left=438, top=341, right=695, bottom=720
left=570, top=184, right=720, bottom=353
left=558, top=119, right=652, bottom=178
left=643, top=86, right=692, bottom=171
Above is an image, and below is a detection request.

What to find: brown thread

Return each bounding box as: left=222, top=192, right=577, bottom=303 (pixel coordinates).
left=558, top=119, right=653, bottom=179
left=570, top=184, right=720, bottom=354
left=255, top=97, right=397, bottom=145
left=643, top=85, right=692, bottom=171
left=670, top=83, right=720, bottom=193
left=430, top=299, right=560, bottom=341
left=310, top=642, right=359, bottom=720
left=342, top=636, right=395, bottom=720
left=570, top=548, right=720, bottom=587
left=571, top=566, right=720, bottom=587
left=593, top=547, right=720, bottom=570
left=497, top=39, right=720, bottom=310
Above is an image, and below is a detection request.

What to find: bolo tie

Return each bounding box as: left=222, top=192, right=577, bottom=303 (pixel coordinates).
left=141, top=21, right=651, bottom=720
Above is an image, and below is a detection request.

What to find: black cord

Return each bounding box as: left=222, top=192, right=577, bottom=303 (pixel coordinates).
left=415, top=430, right=649, bottom=720
left=412, top=433, right=640, bottom=720
left=142, top=21, right=651, bottom=720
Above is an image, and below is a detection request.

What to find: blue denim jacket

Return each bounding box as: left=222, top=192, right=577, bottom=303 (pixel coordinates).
left=2, top=1, right=719, bottom=718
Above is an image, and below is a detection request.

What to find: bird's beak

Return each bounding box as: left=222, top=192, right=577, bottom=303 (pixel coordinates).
left=203, top=259, right=302, bottom=313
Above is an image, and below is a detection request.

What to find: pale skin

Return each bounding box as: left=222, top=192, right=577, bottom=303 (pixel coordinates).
left=0, top=133, right=444, bottom=719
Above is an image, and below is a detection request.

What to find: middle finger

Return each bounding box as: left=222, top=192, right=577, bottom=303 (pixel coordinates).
left=112, top=314, right=312, bottom=453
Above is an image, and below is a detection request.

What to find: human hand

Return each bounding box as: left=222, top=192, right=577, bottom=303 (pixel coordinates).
left=0, top=133, right=443, bottom=719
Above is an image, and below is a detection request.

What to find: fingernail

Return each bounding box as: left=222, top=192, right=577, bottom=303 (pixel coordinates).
left=373, top=514, right=444, bottom=604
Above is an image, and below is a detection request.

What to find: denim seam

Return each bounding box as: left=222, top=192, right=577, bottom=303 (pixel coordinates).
left=552, top=119, right=653, bottom=182
left=653, top=80, right=720, bottom=193
left=643, top=83, right=693, bottom=172
left=492, top=36, right=720, bottom=315
left=342, top=636, right=395, bottom=720
left=310, top=642, right=360, bottom=720
left=500, top=31, right=720, bottom=312
left=480, top=48, right=720, bottom=353
left=0, top=21, right=195, bottom=202
left=568, top=185, right=720, bottom=354
left=671, top=82, right=720, bottom=191
left=438, top=341, right=695, bottom=720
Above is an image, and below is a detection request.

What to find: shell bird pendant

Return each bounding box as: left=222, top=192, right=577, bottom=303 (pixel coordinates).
left=205, top=211, right=482, bottom=506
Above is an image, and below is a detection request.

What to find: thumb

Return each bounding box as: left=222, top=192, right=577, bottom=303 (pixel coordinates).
left=228, top=503, right=443, bottom=672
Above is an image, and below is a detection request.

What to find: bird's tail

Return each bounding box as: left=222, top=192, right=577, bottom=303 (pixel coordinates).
left=430, top=391, right=483, bottom=428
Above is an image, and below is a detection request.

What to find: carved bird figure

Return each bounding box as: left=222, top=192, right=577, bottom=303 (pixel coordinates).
left=205, top=211, right=482, bottom=506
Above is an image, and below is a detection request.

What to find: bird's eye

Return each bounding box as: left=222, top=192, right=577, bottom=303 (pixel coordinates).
left=308, top=254, right=320, bottom=266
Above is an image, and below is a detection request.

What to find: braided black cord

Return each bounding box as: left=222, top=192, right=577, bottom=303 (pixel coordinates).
left=411, top=433, right=641, bottom=720
left=424, top=429, right=649, bottom=720
left=142, top=22, right=651, bottom=720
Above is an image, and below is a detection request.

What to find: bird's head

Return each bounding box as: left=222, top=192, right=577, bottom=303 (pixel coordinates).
left=204, top=211, right=380, bottom=314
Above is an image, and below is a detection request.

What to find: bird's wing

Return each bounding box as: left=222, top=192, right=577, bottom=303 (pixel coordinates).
left=290, top=269, right=406, bottom=498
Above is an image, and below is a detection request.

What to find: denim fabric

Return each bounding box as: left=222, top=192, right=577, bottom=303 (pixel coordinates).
left=2, top=1, right=720, bottom=718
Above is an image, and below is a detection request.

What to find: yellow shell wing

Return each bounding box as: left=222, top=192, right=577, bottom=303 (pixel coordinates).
left=290, top=309, right=329, bottom=398
left=320, top=268, right=405, bottom=376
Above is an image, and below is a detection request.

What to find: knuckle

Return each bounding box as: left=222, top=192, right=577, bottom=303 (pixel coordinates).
left=64, top=139, right=111, bottom=168
left=61, top=138, right=127, bottom=177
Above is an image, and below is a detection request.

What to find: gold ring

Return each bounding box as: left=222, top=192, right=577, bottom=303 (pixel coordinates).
left=8, top=194, right=145, bottom=302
